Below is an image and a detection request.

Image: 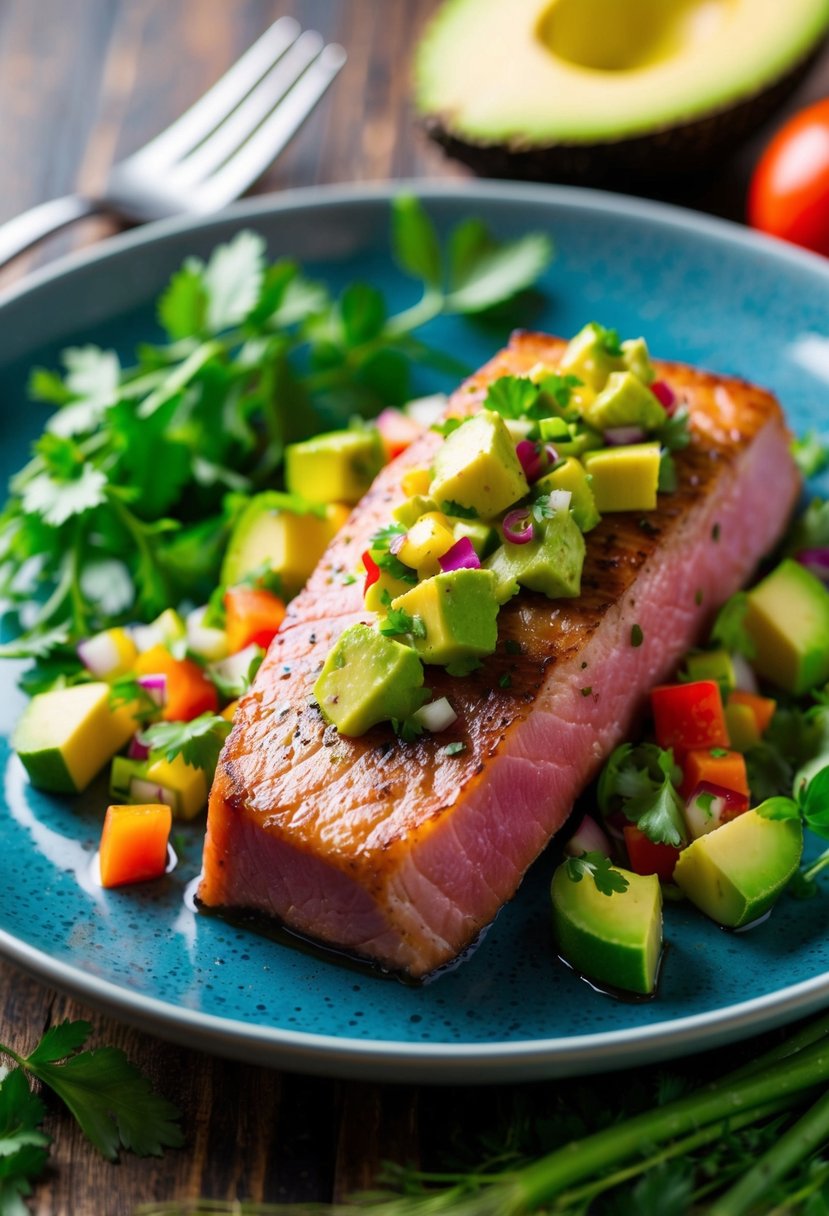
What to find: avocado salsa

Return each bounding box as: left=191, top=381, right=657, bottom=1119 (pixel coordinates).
left=314, top=321, right=684, bottom=740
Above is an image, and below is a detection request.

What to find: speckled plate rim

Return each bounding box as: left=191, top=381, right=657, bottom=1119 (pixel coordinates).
left=1, top=179, right=828, bottom=1083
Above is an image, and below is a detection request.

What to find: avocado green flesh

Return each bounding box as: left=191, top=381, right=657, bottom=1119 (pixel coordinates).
left=415, top=0, right=829, bottom=145
left=13, top=682, right=136, bottom=794
left=673, top=811, right=803, bottom=928
left=314, top=624, right=426, bottom=736
left=485, top=509, right=585, bottom=603
left=391, top=569, right=500, bottom=665
left=744, top=558, right=829, bottom=695
left=551, top=863, right=663, bottom=996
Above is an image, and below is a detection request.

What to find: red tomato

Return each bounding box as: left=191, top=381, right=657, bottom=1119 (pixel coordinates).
left=748, top=99, right=829, bottom=256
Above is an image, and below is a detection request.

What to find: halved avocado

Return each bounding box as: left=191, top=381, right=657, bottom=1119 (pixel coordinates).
left=415, top=0, right=829, bottom=183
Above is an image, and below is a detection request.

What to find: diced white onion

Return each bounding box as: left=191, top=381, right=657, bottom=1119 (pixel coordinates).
left=404, top=394, right=448, bottom=428
left=130, top=623, right=165, bottom=653
left=77, top=632, right=121, bottom=678
left=684, top=790, right=726, bottom=840
left=130, top=777, right=176, bottom=810
left=730, top=653, right=758, bottom=694
left=413, top=697, right=458, bottom=733
left=548, top=489, right=572, bottom=513
left=564, top=814, right=611, bottom=858
left=208, top=643, right=262, bottom=685
left=186, top=606, right=229, bottom=662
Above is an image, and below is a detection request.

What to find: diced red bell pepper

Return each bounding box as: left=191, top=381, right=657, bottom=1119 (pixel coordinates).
left=651, top=680, right=730, bottom=758
left=134, top=644, right=219, bottom=722
left=224, top=586, right=286, bottom=654
left=622, top=824, right=681, bottom=882
left=362, top=549, right=381, bottom=595
left=376, top=408, right=423, bottom=462
left=680, top=748, right=749, bottom=800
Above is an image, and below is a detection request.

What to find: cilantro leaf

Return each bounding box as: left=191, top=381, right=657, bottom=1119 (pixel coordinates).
left=626, top=774, right=687, bottom=847
left=141, top=712, right=231, bottom=774
left=0, top=1019, right=182, bottom=1164
left=203, top=230, right=266, bottom=332
left=378, top=606, right=426, bottom=639
left=369, top=523, right=407, bottom=551
left=0, top=1068, right=50, bottom=1216
left=158, top=260, right=208, bottom=340
left=391, top=195, right=442, bottom=289
left=792, top=431, right=829, bottom=479
left=484, top=375, right=541, bottom=420
left=655, top=406, right=691, bottom=452
left=598, top=743, right=686, bottom=846
left=440, top=500, right=479, bottom=520
left=711, top=592, right=756, bottom=659
left=565, top=852, right=630, bottom=896
left=21, top=461, right=107, bottom=527
left=444, top=231, right=553, bottom=314
left=0, top=625, right=70, bottom=661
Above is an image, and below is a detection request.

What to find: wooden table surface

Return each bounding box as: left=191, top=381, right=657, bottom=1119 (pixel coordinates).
left=1, top=3, right=828, bottom=1213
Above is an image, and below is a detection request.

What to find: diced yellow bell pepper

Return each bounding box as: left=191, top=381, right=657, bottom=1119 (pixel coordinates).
left=144, top=754, right=208, bottom=820
left=397, top=512, right=456, bottom=579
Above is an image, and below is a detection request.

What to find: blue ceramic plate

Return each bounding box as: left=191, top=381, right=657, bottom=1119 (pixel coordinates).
left=1, top=182, right=828, bottom=1083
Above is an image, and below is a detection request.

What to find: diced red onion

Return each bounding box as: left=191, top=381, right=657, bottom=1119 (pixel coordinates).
left=564, top=815, right=611, bottom=858
left=77, top=632, right=121, bottom=678
left=389, top=532, right=407, bottom=557
left=604, top=426, right=646, bottom=447
left=130, top=777, right=176, bottom=809
left=515, top=439, right=550, bottom=484
left=413, top=697, right=457, bottom=733
left=503, top=508, right=534, bottom=545
left=650, top=380, right=676, bottom=411
left=137, top=673, right=167, bottom=707
left=127, top=735, right=151, bottom=761
left=797, top=548, right=829, bottom=582
left=731, top=653, right=758, bottom=694
left=438, top=537, right=481, bottom=573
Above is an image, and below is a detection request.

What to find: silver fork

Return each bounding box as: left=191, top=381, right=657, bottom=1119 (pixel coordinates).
left=0, top=17, right=345, bottom=269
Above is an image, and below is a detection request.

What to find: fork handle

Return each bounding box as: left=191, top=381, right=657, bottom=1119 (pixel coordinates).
left=0, top=194, right=100, bottom=270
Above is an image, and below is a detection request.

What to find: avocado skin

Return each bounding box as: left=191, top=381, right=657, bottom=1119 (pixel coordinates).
left=422, top=51, right=821, bottom=187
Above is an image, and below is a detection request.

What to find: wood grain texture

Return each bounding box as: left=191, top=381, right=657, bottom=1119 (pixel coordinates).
left=0, top=1, right=827, bottom=1211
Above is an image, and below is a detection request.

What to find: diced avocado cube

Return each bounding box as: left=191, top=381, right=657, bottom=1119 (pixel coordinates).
left=391, top=569, right=499, bottom=665
left=621, top=337, right=655, bottom=385
left=534, top=457, right=600, bottom=532
left=398, top=511, right=456, bottom=579
left=132, top=607, right=186, bottom=653
left=430, top=411, right=529, bottom=519
left=285, top=428, right=383, bottom=505
left=724, top=701, right=761, bottom=753
left=364, top=568, right=415, bottom=614
left=743, top=558, right=829, bottom=694
left=111, top=756, right=147, bottom=800
left=144, top=755, right=208, bottom=820
left=503, top=417, right=536, bottom=443
left=485, top=510, right=585, bottom=603
left=450, top=518, right=498, bottom=559
left=582, top=371, right=665, bottom=434
left=314, top=623, right=426, bottom=736
left=14, top=682, right=137, bottom=794
left=558, top=322, right=625, bottom=392
left=392, top=494, right=437, bottom=529
left=582, top=442, right=661, bottom=512
left=221, top=491, right=349, bottom=598
left=673, top=810, right=803, bottom=928
left=551, top=862, right=662, bottom=996
left=684, top=649, right=737, bottom=693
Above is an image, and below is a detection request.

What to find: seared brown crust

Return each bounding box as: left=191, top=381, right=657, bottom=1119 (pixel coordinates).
left=200, top=331, right=796, bottom=944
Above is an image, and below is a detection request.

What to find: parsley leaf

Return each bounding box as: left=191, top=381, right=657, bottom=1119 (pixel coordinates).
left=792, top=431, right=829, bottom=479
left=0, top=1020, right=183, bottom=1163
left=711, top=592, right=755, bottom=659
left=378, top=606, right=426, bottom=639
left=141, top=712, right=232, bottom=774
left=598, top=743, right=686, bottom=846
left=484, top=375, right=541, bottom=420
left=369, top=524, right=407, bottom=551
left=565, top=852, right=630, bottom=895
left=655, top=406, right=691, bottom=452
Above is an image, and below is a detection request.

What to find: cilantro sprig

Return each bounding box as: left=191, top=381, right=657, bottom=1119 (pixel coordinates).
left=140, top=712, right=232, bottom=774
left=599, top=742, right=687, bottom=847
left=0, top=1019, right=182, bottom=1180
left=0, top=197, right=552, bottom=662
left=565, top=851, right=630, bottom=896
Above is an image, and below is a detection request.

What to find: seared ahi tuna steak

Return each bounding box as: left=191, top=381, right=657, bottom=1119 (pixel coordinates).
left=198, top=332, right=799, bottom=978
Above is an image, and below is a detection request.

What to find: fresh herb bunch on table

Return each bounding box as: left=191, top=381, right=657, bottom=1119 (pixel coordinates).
left=0, top=195, right=552, bottom=667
